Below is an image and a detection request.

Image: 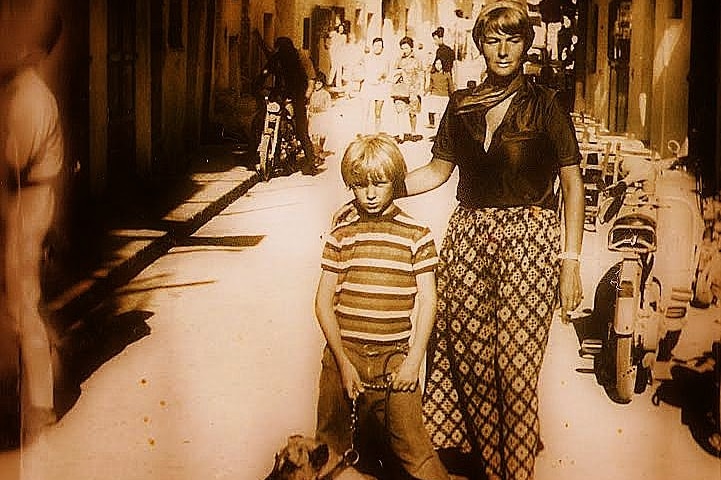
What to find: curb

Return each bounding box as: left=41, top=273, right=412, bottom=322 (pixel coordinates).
left=50, top=172, right=260, bottom=328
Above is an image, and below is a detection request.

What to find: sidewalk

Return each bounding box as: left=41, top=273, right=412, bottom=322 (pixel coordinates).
left=46, top=143, right=259, bottom=332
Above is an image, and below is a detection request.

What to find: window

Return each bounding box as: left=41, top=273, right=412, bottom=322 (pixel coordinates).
left=670, top=0, right=683, bottom=19
left=303, top=18, right=310, bottom=49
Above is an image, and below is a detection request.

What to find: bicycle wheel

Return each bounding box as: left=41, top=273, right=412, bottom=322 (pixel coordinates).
left=257, top=133, right=272, bottom=181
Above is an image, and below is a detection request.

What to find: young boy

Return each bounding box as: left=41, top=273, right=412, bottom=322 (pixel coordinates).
left=314, top=134, right=449, bottom=480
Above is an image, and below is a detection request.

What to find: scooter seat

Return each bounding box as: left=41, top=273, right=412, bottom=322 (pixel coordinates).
left=608, top=213, right=657, bottom=252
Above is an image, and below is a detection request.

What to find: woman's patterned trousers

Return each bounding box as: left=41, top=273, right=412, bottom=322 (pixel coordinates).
left=423, top=206, right=561, bottom=480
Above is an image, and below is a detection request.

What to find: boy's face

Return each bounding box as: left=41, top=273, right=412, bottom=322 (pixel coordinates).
left=314, top=80, right=323, bottom=90
left=351, top=174, right=395, bottom=216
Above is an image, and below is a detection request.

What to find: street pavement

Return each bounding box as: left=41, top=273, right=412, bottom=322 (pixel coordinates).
left=2, top=96, right=720, bottom=479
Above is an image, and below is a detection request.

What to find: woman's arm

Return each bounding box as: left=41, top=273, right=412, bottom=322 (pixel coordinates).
left=559, top=164, right=584, bottom=321
left=331, top=156, right=453, bottom=227
left=404, top=156, right=455, bottom=196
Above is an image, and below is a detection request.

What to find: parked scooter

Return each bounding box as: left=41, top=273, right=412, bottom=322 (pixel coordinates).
left=583, top=141, right=704, bottom=403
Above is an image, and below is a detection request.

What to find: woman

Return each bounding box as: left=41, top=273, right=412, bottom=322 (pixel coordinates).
left=335, top=1, right=584, bottom=478
left=424, top=57, right=454, bottom=132
left=391, top=36, right=425, bottom=143
left=416, top=2, right=584, bottom=479
left=327, top=22, right=347, bottom=88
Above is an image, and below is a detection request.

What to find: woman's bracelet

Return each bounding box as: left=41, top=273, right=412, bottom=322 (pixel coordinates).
left=558, top=251, right=580, bottom=261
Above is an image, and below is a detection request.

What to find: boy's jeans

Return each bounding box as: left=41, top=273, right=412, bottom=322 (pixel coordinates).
left=316, top=340, right=449, bottom=480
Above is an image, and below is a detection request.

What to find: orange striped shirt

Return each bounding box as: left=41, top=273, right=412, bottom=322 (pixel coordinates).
left=321, top=204, right=438, bottom=343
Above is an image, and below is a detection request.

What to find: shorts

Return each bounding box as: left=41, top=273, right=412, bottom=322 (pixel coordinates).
left=393, top=95, right=421, bottom=114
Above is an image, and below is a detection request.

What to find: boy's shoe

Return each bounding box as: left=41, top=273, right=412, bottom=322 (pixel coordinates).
left=410, top=134, right=423, bottom=142
left=403, top=133, right=414, bottom=143
left=393, top=135, right=405, bottom=144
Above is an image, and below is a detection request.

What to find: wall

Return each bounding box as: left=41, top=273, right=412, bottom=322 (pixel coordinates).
left=157, top=0, right=190, bottom=173
left=649, top=0, right=691, bottom=154
left=185, top=0, right=213, bottom=148
left=584, top=0, right=611, bottom=126
left=625, top=0, right=654, bottom=143
left=136, top=2, right=152, bottom=178
left=88, top=0, right=108, bottom=195
left=579, top=0, right=691, bottom=154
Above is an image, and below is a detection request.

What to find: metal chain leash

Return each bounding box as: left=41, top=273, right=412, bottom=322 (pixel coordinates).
left=343, top=396, right=360, bottom=466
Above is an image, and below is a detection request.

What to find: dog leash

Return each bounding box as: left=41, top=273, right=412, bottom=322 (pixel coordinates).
left=317, top=397, right=360, bottom=480
left=319, top=349, right=408, bottom=479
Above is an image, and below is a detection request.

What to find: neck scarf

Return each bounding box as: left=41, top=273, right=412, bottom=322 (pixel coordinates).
left=455, top=73, right=525, bottom=115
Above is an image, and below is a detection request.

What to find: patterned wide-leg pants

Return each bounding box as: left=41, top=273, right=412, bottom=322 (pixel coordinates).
left=423, top=206, right=561, bottom=480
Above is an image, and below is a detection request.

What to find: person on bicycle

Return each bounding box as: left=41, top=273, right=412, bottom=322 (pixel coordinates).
left=258, top=37, right=318, bottom=175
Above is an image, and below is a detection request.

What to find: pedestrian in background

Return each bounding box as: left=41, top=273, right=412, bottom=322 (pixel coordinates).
left=390, top=36, right=424, bottom=143
left=0, top=2, right=65, bottom=442
left=432, top=26, right=455, bottom=74
left=360, top=37, right=391, bottom=133
left=424, top=57, right=454, bottom=135
left=308, top=72, right=332, bottom=157
left=327, top=22, right=348, bottom=89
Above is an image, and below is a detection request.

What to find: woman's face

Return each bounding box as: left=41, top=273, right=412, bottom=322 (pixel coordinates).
left=481, top=29, right=525, bottom=78
left=400, top=43, right=412, bottom=57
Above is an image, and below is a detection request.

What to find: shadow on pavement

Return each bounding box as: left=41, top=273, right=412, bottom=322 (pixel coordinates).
left=54, top=305, right=153, bottom=421
left=0, top=306, right=152, bottom=451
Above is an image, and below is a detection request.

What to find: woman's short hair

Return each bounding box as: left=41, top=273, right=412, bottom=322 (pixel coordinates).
left=341, top=134, right=408, bottom=195
left=472, top=6, right=533, bottom=53
left=432, top=27, right=445, bottom=38
left=399, top=36, right=414, bottom=49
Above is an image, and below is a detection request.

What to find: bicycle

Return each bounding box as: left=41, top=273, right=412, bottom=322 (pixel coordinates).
left=256, top=90, right=301, bottom=181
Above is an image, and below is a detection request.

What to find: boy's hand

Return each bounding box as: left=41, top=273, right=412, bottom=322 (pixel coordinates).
left=390, top=357, right=420, bottom=392
left=339, top=356, right=365, bottom=400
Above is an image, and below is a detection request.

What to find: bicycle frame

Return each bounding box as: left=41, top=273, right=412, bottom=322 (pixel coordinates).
left=256, top=94, right=299, bottom=181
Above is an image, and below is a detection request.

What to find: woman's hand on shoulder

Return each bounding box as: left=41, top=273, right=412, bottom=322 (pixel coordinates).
left=332, top=200, right=358, bottom=227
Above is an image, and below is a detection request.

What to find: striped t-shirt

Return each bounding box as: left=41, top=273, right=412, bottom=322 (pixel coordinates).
left=321, top=204, right=438, bottom=343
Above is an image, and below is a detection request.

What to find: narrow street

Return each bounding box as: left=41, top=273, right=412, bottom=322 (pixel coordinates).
left=2, top=96, right=720, bottom=479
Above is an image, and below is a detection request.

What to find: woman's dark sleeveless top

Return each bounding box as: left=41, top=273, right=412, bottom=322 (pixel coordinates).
left=431, top=76, right=580, bottom=210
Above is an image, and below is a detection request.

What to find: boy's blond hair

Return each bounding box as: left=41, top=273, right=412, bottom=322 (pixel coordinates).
left=340, top=134, right=407, bottom=195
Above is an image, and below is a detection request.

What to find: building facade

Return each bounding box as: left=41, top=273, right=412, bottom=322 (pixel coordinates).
left=37, top=0, right=721, bottom=204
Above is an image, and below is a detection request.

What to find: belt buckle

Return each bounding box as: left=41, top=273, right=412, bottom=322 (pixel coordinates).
left=362, top=343, right=381, bottom=357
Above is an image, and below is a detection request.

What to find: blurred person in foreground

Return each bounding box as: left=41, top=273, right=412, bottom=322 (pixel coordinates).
left=0, top=3, right=64, bottom=442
